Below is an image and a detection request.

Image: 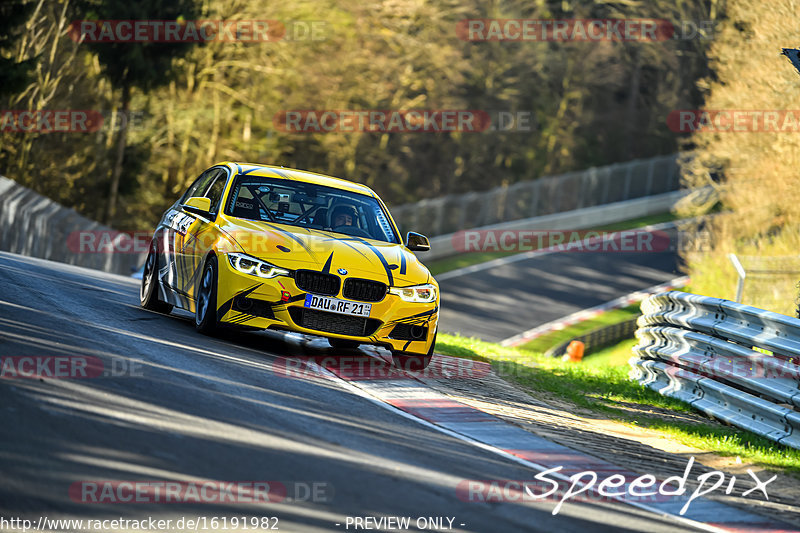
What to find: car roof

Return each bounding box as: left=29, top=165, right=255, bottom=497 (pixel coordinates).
left=219, top=162, right=376, bottom=197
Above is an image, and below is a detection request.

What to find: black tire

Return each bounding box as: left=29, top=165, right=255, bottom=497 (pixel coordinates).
left=140, top=244, right=173, bottom=314
left=392, top=328, right=436, bottom=370
left=195, top=255, right=219, bottom=335
left=329, top=339, right=361, bottom=350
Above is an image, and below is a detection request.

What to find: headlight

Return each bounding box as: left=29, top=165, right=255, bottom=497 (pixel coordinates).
left=389, top=283, right=437, bottom=303
left=227, top=253, right=290, bottom=279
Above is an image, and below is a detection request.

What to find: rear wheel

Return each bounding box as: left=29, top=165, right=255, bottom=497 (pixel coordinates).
left=140, top=243, right=173, bottom=314
left=391, top=328, right=436, bottom=370
left=195, top=256, right=219, bottom=335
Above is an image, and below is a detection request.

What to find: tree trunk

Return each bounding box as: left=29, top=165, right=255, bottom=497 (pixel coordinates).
left=105, top=83, right=130, bottom=225
left=625, top=48, right=642, bottom=160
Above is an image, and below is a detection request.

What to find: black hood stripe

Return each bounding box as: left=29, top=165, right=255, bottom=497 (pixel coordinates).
left=349, top=237, right=394, bottom=285
left=320, top=236, right=370, bottom=260
left=322, top=253, right=333, bottom=274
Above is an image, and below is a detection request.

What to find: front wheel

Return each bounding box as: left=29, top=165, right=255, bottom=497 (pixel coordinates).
left=140, top=244, right=173, bottom=314
left=391, top=329, right=436, bottom=370
left=195, top=256, right=219, bottom=335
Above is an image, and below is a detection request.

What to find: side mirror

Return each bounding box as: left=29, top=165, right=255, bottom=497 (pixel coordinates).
left=406, top=232, right=431, bottom=252
left=182, top=196, right=212, bottom=217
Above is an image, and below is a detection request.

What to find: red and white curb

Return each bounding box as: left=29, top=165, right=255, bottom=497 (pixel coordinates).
left=289, top=352, right=794, bottom=533
left=500, top=275, right=690, bottom=347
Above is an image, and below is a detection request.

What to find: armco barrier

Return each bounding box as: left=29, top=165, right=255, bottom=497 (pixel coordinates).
left=0, top=175, right=143, bottom=275
left=419, top=189, right=688, bottom=262
left=544, top=317, right=639, bottom=358
left=392, top=153, right=681, bottom=238
left=631, top=291, right=800, bottom=450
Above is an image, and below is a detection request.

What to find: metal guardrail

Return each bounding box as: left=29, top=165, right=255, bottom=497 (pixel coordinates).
left=421, top=190, right=688, bottom=262
left=630, top=291, right=800, bottom=450
left=0, top=176, right=143, bottom=275
left=392, top=154, right=680, bottom=238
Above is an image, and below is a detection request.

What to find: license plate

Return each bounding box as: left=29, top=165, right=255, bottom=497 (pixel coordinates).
left=303, top=294, right=371, bottom=317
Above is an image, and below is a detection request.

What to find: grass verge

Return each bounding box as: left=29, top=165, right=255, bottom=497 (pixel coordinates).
left=435, top=332, right=800, bottom=474
left=519, top=304, right=641, bottom=353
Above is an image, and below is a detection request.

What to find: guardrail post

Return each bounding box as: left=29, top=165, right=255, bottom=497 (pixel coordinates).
left=645, top=158, right=655, bottom=196
left=728, top=253, right=746, bottom=303
left=623, top=162, right=633, bottom=201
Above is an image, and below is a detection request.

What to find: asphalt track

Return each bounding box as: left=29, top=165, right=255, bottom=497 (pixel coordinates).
left=436, top=227, right=682, bottom=342
left=0, top=251, right=699, bottom=532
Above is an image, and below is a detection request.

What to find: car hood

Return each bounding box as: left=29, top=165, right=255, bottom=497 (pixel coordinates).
left=218, top=217, right=433, bottom=287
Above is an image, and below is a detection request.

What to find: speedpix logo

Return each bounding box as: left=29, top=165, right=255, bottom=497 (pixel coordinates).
left=457, top=457, right=776, bottom=516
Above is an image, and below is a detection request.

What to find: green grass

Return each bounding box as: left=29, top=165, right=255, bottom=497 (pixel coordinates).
left=519, top=304, right=642, bottom=353
left=592, top=211, right=679, bottom=232
left=582, top=338, right=639, bottom=368
left=427, top=251, right=509, bottom=276
left=425, top=211, right=681, bottom=276
left=435, top=333, right=800, bottom=473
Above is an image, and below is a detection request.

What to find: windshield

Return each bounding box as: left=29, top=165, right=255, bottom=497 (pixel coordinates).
left=224, top=175, right=400, bottom=244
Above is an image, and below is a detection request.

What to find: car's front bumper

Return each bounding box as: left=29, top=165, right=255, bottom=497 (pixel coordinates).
left=215, top=254, right=438, bottom=355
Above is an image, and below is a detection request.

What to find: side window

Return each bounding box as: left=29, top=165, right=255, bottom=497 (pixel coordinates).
left=203, top=170, right=228, bottom=215
left=181, top=169, right=217, bottom=204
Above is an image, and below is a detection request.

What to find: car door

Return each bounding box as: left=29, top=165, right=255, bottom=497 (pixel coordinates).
left=180, top=168, right=231, bottom=307
left=163, top=168, right=219, bottom=300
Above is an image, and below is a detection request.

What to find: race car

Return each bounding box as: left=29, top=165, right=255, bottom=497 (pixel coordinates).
left=140, top=162, right=438, bottom=369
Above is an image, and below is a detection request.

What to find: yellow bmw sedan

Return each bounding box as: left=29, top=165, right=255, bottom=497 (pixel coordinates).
left=140, top=162, right=438, bottom=369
